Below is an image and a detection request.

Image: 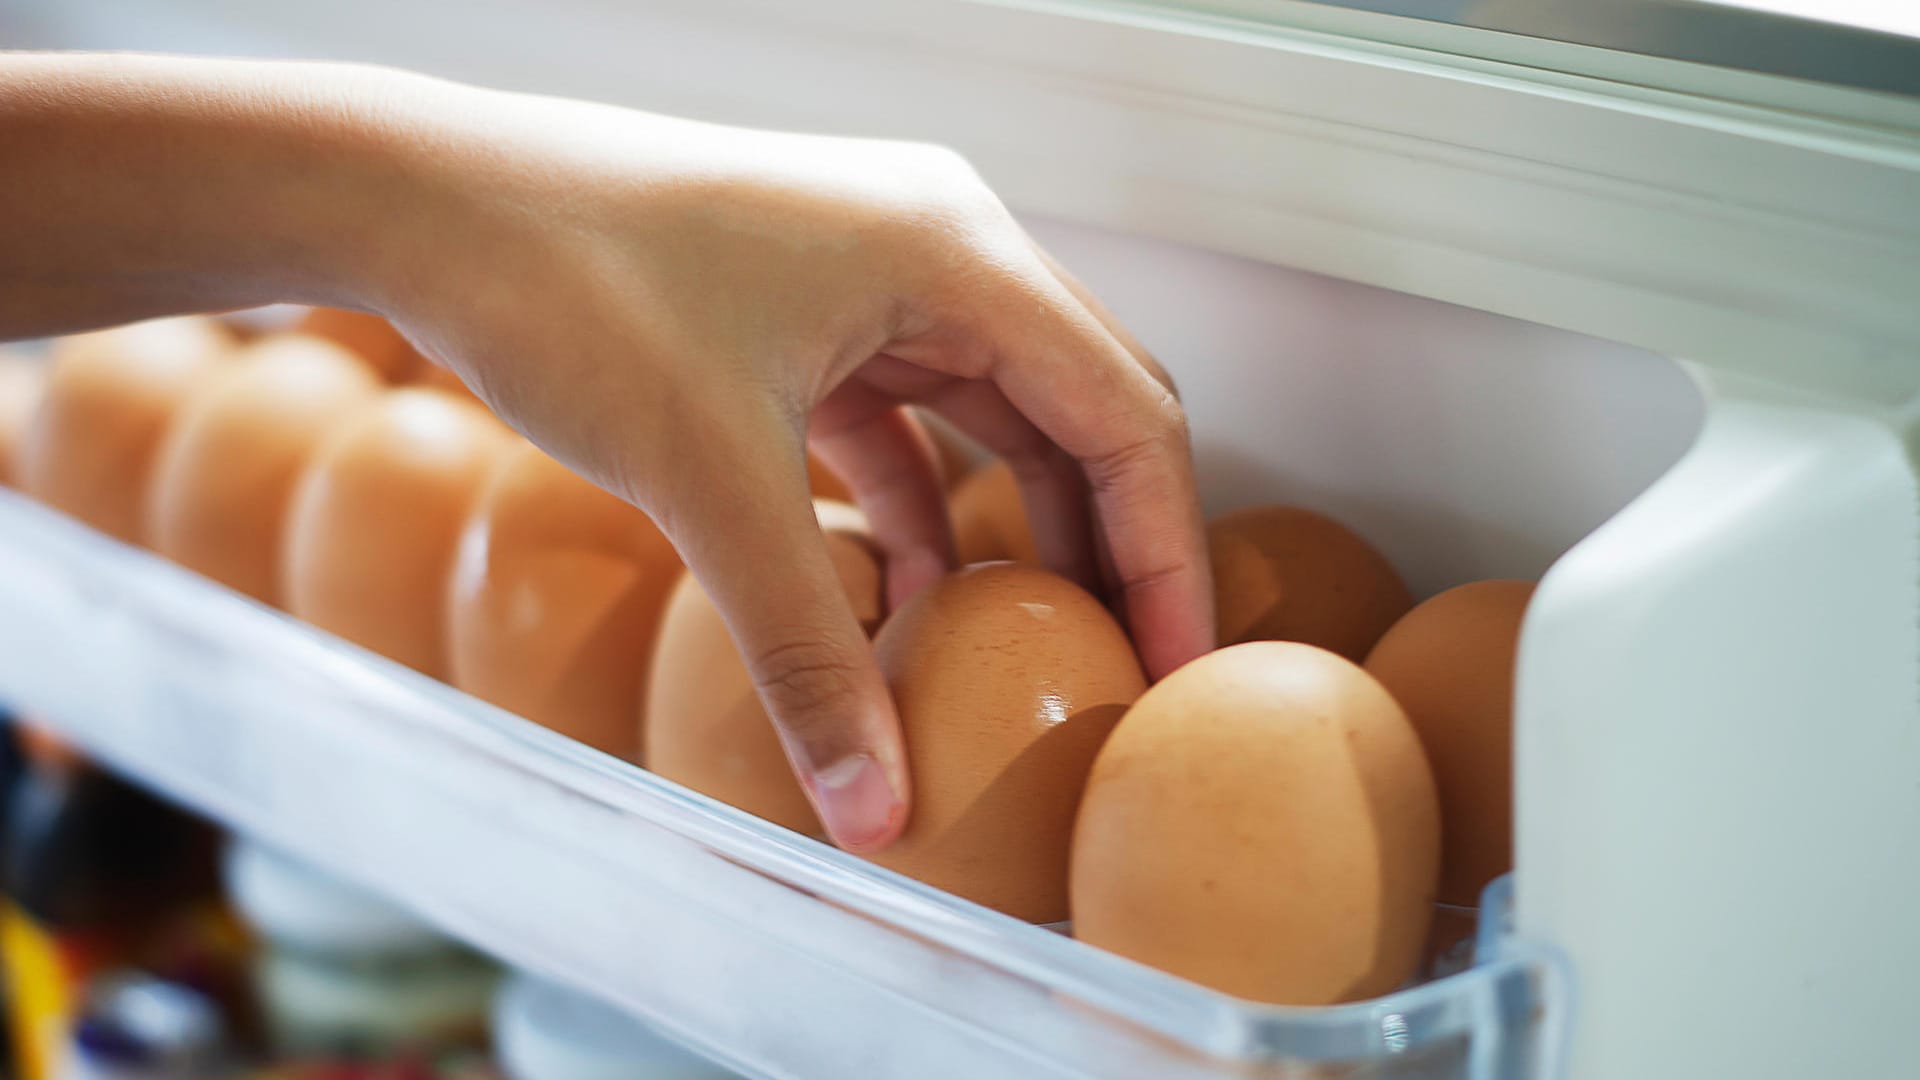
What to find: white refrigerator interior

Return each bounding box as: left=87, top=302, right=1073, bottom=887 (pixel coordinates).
left=1, top=1, right=1916, bottom=1078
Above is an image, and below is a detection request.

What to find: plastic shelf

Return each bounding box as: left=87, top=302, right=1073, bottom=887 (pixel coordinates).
left=0, top=490, right=1567, bottom=1078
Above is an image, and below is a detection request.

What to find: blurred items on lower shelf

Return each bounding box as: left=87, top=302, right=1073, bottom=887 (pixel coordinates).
left=0, top=707, right=739, bottom=1080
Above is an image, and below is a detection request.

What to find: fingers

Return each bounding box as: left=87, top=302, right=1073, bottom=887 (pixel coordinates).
left=1031, top=241, right=1178, bottom=398
left=912, top=377, right=1100, bottom=592
left=966, top=263, right=1215, bottom=680
left=847, top=357, right=1100, bottom=591
left=809, top=380, right=955, bottom=609
left=668, top=430, right=909, bottom=853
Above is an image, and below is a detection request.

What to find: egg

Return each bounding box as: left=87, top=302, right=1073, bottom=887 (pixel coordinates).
left=948, top=460, right=1038, bottom=565
left=294, top=307, right=423, bottom=383
left=447, top=443, right=682, bottom=758
left=805, top=453, right=854, bottom=502
left=869, top=562, right=1144, bottom=922
left=1207, top=505, right=1412, bottom=660
left=0, top=350, right=48, bottom=488
left=1071, top=641, right=1439, bottom=1004
left=1365, top=580, right=1533, bottom=908
left=147, top=335, right=384, bottom=605
left=644, top=501, right=882, bottom=835
left=283, top=388, right=514, bottom=677
left=21, top=317, right=235, bottom=543
left=408, top=358, right=485, bottom=406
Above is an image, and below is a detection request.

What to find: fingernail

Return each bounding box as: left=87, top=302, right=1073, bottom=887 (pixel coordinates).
left=811, top=753, right=904, bottom=853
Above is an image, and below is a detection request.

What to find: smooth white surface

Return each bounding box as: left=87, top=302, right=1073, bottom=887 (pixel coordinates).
left=495, top=974, right=737, bottom=1080
left=1027, top=216, right=1703, bottom=595
left=1518, top=391, right=1920, bottom=1080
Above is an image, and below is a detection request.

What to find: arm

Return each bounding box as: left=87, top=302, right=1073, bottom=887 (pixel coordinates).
left=0, top=53, right=1214, bottom=851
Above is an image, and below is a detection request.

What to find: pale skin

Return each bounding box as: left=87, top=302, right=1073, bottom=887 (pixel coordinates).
left=0, top=53, right=1215, bottom=852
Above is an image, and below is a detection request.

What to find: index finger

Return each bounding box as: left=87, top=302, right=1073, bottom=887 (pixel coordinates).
left=965, top=265, right=1214, bottom=679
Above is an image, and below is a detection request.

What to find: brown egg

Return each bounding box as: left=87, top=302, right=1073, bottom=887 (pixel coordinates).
left=1366, top=580, right=1533, bottom=908
left=21, top=317, right=235, bottom=543
left=1071, top=641, right=1440, bottom=1005
left=283, top=389, right=514, bottom=677
left=805, top=453, right=853, bottom=502
left=447, top=443, right=682, bottom=758
left=869, top=562, right=1144, bottom=922
left=644, top=501, right=882, bottom=834
left=407, top=358, right=485, bottom=406
left=948, top=460, right=1038, bottom=565
left=0, top=350, right=48, bottom=488
left=1207, top=505, right=1412, bottom=660
left=295, top=307, right=423, bottom=383
left=147, top=335, right=384, bottom=605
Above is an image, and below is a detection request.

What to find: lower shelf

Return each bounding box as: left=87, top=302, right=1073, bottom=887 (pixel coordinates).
left=0, top=490, right=1566, bottom=1079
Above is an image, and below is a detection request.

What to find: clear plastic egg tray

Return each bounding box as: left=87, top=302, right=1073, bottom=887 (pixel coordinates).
left=0, top=489, right=1565, bottom=1078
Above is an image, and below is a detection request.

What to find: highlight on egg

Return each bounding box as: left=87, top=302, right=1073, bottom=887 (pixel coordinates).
left=147, top=334, right=384, bottom=605
left=21, top=317, right=235, bottom=544
left=1070, top=640, right=1440, bottom=1006
left=0, top=349, right=48, bottom=489
left=283, top=387, right=515, bottom=677
left=868, top=561, right=1144, bottom=923
left=644, top=500, right=883, bottom=836
left=1206, top=504, right=1412, bottom=661
left=447, top=442, right=682, bottom=759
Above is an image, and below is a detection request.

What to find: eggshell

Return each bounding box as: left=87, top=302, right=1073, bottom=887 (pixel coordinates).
left=644, top=501, right=882, bottom=834
left=948, top=461, right=1038, bottom=565
left=147, top=335, right=384, bottom=605
left=294, top=307, right=423, bottom=383
left=0, top=350, right=48, bottom=488
left=447, top=443, right=682, bottom=758
left=1207, top=505, right=1412, bottom=660
left=408, top=358, right=485, bottom=406
left=283, top=389, right=514, bottom=677
left=21, top=317, right=235, bottom=543
left=869, top=562, right=1144, bottom=922
left=1365, top=579, right=1533, bottom=907
left=1070, top=641, right=1440, bottom=1005
left=805, top=453, right=854, bottom=502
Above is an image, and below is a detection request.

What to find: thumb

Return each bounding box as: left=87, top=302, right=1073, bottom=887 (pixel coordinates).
left=669, top=443, right=911, bottom=854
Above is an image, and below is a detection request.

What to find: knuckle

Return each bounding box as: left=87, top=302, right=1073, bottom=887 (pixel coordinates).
left=748, top=638, right=862, bottom=741
left=1154, top=399, right=1192, bottom=449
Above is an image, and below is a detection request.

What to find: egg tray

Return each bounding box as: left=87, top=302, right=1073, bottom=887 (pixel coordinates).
left=0, top=489, right=1568, bottom=1080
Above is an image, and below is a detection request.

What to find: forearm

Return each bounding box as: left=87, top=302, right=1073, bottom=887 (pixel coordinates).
left=0, top=53, right=447, bottom=338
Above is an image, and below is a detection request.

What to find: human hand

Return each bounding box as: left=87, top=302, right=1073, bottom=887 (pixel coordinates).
left=0, top=57, right=1214, bottom=851
left=381, top=84, right=1212, bottom=850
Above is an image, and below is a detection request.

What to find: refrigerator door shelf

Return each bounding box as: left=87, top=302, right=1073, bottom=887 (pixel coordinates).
left=0, top=490, right=1563, bottom=1080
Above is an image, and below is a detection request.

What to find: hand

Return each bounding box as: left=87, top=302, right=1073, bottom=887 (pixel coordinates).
left=0, top=57, right=1215, bottom=852
left=386, top=85, right=1213, bottom=850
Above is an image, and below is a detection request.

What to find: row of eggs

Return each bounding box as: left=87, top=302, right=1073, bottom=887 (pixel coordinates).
left=0, top=313, right=1529, bottom=1008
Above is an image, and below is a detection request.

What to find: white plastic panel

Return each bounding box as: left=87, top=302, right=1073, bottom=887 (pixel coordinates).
left=1518, top=390, right=1920, bottom=1080
left=1027, top=216, right=1704, bottom=594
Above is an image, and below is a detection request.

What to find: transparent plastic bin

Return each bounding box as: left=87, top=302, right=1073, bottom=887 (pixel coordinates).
left=0, top=491, right=1567, bottom=1078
